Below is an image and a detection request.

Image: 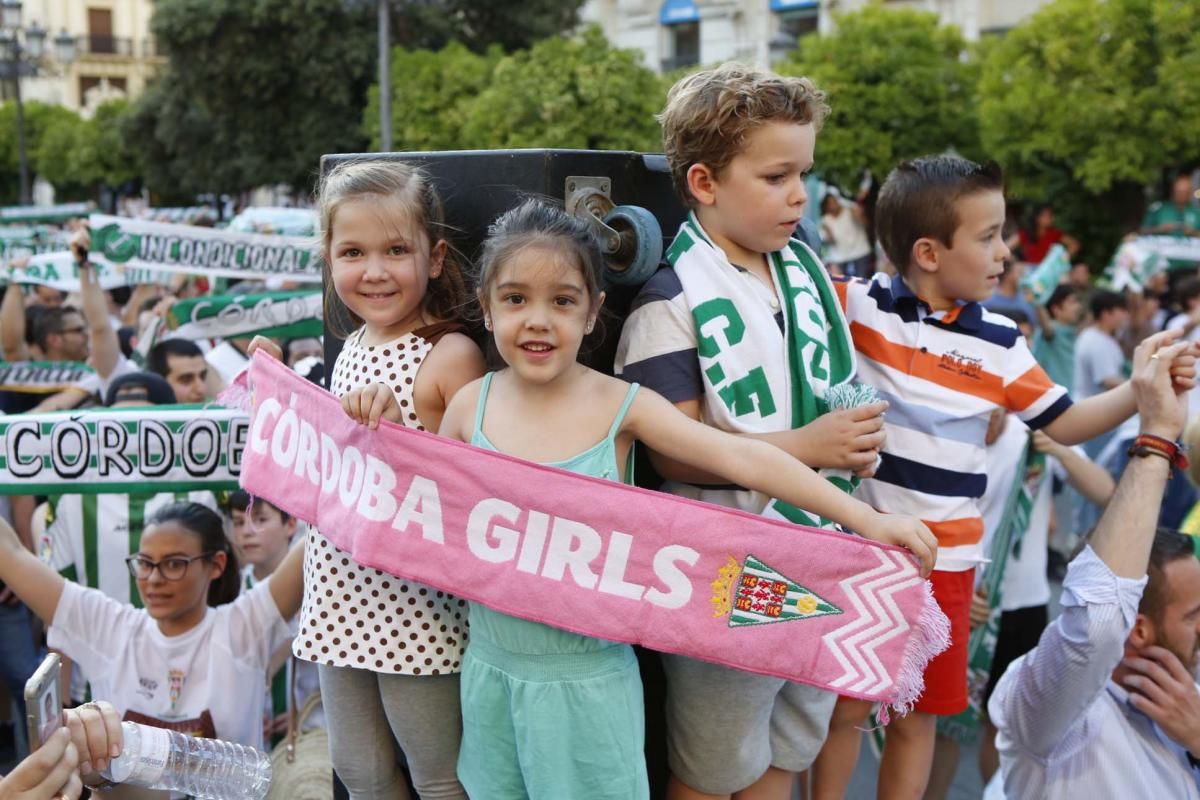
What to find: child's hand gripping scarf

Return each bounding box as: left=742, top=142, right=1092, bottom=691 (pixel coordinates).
left=667, top=212, right=872, bottom=528
left=222, top=353, right=950, bottom=719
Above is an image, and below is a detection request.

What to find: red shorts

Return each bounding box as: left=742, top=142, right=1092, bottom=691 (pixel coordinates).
left=913, top=568, right=974, bottom=715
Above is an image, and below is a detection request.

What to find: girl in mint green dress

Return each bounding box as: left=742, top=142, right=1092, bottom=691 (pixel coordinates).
left=434, top=201, right=935, bottom=799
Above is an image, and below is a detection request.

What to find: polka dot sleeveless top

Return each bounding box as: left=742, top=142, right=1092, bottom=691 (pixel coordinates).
left=293, top=326, right=468, bottom=675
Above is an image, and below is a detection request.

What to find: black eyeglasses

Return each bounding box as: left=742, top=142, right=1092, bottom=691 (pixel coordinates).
left=124, top=552, right=215, bottom=581
left=55, top=325, right=86, bottom=336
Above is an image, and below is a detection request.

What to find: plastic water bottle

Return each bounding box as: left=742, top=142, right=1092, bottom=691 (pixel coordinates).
left=101, top=721, right=271, bottom=799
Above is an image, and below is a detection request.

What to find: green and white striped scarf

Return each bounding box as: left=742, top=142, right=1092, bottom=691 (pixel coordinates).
left=668, top=213, right=864, bottom=529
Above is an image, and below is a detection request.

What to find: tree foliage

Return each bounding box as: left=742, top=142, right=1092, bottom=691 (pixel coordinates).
left=977, top=0, right=1166, bottom=196
left=129, top=0, right=375, bottom=197
left=34, top=100, right=142, bottom=196
left=389, top=0, right=586, bottom=53
left=976, top=0, right=1200, bottom=265
left=459, top=26, right=663, bottom=151
left=777, top=6, right=981, bottom=188
left=0, top=102, right=87, bottom=203
left=369, top=26, right=663, bottom=153
left=363, top=41, right=501, bottom=152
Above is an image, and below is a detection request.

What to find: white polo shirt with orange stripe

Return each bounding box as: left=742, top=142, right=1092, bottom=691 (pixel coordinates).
left=834, top=273, right=1071, bottom=572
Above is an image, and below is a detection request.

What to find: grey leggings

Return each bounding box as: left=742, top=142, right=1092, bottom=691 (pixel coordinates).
left=319, top=664, right=467, bottom=800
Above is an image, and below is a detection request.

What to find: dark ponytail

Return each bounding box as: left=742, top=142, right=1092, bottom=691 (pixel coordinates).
left=146, top=502, right=240, bottom=607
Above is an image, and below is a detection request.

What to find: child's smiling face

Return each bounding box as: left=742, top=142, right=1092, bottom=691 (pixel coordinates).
left=484, top=244, right=602, bottom=385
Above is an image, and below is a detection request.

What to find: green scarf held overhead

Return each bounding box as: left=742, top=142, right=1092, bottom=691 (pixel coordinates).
left=668, top=213, right=868, bottom=531
left=163, top=290, right=323, bottom=342
left=938, top=442, right=1047, bottom=744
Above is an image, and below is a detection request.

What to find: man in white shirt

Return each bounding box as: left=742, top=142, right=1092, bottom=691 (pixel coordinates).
left=989, top=332, right=1200, bottom=799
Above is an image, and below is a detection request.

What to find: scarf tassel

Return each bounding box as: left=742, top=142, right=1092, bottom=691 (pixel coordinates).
left=879, top=578, right=952, bottom=726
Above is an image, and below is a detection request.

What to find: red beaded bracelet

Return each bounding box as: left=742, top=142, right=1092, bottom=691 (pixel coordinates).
left=1128, top=433, right=1189, bottom=470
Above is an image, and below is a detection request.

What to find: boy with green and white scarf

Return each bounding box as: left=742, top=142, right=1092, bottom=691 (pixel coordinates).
left=615, top=64, right=890, bottom=800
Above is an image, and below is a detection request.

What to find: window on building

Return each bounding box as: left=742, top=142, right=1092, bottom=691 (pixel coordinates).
left=79, top=76, right=102, bottom=98
left=668, top=22, right=700, bottom=71
left=88, top=8, right=114, bottom=54
left=660, top=0, right=700, bottom=72
left=769, top=1, right=818, bottom=62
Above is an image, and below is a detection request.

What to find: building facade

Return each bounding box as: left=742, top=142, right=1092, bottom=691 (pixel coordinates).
left=580, top=0, right=1048, bottom=74
left=11, top=0, right=163, bottom=114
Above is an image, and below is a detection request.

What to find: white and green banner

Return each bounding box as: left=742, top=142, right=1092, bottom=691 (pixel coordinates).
left=1108, top=239, right=1170, bottom=292
left=8, top=253, right=168, bottom=291
left=85, top=214, right=320, bottom=283
left=0, top=405, right=249, bottom=495
left=1136, top=234, right=1200, bottom=266
left=0, top=361, right=94, bottom=394
left=1021, top=244, right=1071, bottom=305
left=163, top=290, right=322, bottom=342
left=0, top=202, right=91, bottom=224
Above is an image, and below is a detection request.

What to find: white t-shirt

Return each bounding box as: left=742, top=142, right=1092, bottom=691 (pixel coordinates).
left=206, top=341, right=249, bottom=385
left=48, top=579, right=291, bottom=750
left=1073, top=327, right=1125, bottom=400
left=242, top=565, right=324, bottom=732
left=70, top=354, right=139, bottom=401
left=980, top=419, right=1076, bottom=611
left=820, top=205, right=872, bottom=264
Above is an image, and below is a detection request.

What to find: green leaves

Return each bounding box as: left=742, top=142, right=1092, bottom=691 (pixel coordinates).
left=129, top=0, right=376, bottom=198
left=369, top=25, right=664, bottom=153
left=776, top=6, right=982, bottom=188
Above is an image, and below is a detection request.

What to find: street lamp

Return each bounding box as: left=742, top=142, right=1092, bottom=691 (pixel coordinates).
left=1, top=0, right=75, bottom=205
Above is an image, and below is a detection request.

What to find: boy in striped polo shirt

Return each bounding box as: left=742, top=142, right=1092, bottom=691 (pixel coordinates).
left=812, top=155, right=1195, bottom=799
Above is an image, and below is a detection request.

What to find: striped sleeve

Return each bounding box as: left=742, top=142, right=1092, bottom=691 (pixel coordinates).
left=613, top=267, right=703, bottom=403
left=1002, top=332, right=1072, bottom=428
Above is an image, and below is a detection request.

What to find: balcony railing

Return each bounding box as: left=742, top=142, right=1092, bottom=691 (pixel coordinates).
left=76, top=35, right=134, bottom=57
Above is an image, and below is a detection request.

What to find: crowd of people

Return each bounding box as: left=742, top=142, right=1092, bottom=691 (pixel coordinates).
left=1, top=61, right=1199, bottom=800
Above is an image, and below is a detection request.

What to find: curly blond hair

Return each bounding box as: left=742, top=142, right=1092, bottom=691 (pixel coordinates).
left=659, top=63, right=829, bottom=207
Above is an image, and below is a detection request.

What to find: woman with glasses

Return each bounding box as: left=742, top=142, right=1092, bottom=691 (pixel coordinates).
left=0, top=501, right=305, bottom=758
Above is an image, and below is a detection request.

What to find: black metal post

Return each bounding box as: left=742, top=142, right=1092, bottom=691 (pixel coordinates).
left=11, top=39, right=28, bottom=205
left=378, top=0, right=391, bottom=152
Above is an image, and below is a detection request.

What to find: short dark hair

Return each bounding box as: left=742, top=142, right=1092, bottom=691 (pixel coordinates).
left=1175, top=276, right=1200, bottom=309
left=104, top=371, right=176, bottom=407
left=1090, top=289, right=1128, bottom=319
left=991, top=308, right=1030, bottom=327
left=30, top=305, right=83, bottom=351
left=875, top=155, right=1005, bottom=274
left=147, top=339, right=205, bottom=378
left=227, top=489, right=291, bottom=523
left=1140, top=528, right=1197, bottom=623
left=1045, top=284, right=1078, bottom=314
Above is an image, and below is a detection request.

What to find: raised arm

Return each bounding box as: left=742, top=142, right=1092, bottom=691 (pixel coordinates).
left=73, top=229, right=119, bottom=380
left=267, top=537, right=306, bottom=620
left=623, top=388, right=936, bottom=574
left=1031, top=431, right=1115, bottom=507
left=0, top=514, right=66, bottom=626
left=1043, top=331, right=1197, bottom=445
left=1, top=271, right=29, bottom=361
left=990, top=337, right=1187, bottom=756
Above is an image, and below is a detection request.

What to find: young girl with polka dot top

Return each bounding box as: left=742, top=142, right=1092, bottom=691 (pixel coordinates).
left=251, top=159, right=484, bottom=800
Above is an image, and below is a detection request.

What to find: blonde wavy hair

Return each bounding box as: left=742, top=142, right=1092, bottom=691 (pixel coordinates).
left=659, top=63, right=829, bottom=207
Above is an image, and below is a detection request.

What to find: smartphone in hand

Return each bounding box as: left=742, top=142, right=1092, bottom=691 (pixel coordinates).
left=24, top=653, right=62, bottom=750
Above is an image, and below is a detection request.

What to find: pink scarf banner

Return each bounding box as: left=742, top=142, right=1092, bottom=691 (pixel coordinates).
left=227, top=353, right=949, bottom=716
